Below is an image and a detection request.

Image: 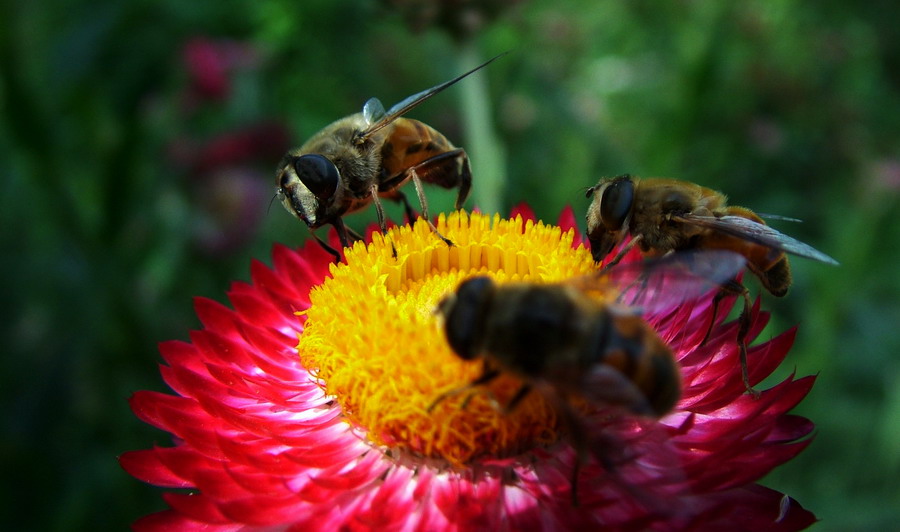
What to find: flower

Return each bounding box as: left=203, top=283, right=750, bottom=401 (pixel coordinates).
left=121, top=207, right=817, bottom=530
left=182, top=37, right=260, bottom=104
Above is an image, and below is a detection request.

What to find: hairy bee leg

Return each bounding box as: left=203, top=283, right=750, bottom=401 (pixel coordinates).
left=408, top=168, right=454, bottom=247
left=369, top=184, right=398, bottom=258
left=598, top=234, right=643, bottom=274
left=403, top=148, right=474, bottom=245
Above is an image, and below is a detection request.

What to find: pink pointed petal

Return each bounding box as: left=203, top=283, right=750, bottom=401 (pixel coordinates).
left=119, top=449, right=194, bottom=488
left=509, top=202, right=535, bottom=221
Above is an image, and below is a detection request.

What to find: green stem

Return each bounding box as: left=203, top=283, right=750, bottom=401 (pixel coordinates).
left=457, top=43, right=506, bottom=214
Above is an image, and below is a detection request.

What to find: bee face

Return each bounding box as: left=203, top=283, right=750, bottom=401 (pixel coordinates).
left=586, top=175, right=636, bottom=261
left=439, top=276, right=495, bottom=361
left=433, top=251, right=748, bottom=419
left=584, top=174, right=839, bottom=394
left=277, top=153, right=345, bottom=228
left=275, top=54, right=505, bottom=262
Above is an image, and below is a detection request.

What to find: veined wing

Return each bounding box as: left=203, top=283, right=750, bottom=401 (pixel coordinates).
left=674, top=214, right=839, bottom=265
left=357, top=52, right=507, bottom=142
left=568, top=250, right=747, bottom=314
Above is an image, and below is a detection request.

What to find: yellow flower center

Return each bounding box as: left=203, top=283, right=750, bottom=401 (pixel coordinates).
left=299, top=211, right=596, bottom=467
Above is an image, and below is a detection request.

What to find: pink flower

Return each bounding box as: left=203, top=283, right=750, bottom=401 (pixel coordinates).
left=182, top=37, right=259, bottom=103
left=121, top=207, right=817, bottom=530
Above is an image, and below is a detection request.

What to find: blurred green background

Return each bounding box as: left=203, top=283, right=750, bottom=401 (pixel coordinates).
left=2, top=0, right=898, bottom=529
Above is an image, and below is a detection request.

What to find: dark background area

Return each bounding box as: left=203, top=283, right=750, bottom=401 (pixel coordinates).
left=2, top=1, right=898, bottom=529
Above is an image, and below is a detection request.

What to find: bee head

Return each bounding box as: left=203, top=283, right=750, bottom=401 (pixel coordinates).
left=437, top=276, right=496, bottom=361
left=586, top=174, right=635, bottom=262
left=276, top=154, right=341, bottom=228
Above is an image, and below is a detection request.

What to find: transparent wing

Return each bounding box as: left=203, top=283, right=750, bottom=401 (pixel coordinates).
left=675, top=214, right=839, bottom=265
left=576, top=364, right=657, bottom=416
left=362, top=97, right=386, bottom=126
left=568, top=250, right=747, bottom=314
left=756, top=213, right=803, bottom=223
left=357, top=52, right=507, bottom=141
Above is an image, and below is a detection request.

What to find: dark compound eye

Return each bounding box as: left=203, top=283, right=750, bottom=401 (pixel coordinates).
left=442, top=277, right=495, bottom=360
left=293, top=154, right=339, bottom=200
left=599, top=175, right=635, bottom=230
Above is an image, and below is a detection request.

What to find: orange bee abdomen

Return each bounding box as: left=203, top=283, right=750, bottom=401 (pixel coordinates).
left=380, top=118, right=456, bottom=178
left=600, top=314, right=681, bottom=416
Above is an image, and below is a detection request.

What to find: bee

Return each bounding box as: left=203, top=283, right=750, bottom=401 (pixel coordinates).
left=432, top=250, right=746, bottom=504
left=433, top=250, right=745, bottom=417
left=276, top=54, right=505, bottom=262
left=585, top=174, right=839, bottom=392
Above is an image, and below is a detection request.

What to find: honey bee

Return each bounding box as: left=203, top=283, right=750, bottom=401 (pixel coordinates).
left=585, top=174, right=839, bottom=392
left=432, top=250, right=746, bottom=504
left=276, top=54, right=505, bottom=261
left=433, top=250, right=745, bottom=418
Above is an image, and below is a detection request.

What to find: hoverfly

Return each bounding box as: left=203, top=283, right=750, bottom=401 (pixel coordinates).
left=432, top=250, right=746, bottom=503
left=585, top=174, right=839, bottom=392
left=276, top=53, right=505, bottom=261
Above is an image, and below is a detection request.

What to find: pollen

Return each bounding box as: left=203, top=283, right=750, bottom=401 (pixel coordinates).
left=299, top=211, right=597, bottom=467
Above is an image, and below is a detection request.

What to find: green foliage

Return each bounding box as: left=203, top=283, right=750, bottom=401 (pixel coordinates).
left=2, top=0, right=898, bottom=529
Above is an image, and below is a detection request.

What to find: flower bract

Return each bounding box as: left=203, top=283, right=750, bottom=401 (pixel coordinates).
left=121, top=207, right=817, bottom=530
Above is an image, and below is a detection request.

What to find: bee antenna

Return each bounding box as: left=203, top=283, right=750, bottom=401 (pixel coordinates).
left=267, top=191, right=279, bottom=215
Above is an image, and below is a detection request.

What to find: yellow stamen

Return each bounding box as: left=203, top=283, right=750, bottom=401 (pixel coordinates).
left=299, top=211, right=596, bottom=467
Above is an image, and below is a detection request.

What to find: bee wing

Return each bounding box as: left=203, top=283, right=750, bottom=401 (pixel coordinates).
left=357, top=52, right=507, bottom=141
left=569, top=250, right=747, bottom=314
left=362, top=97, right=386, bottom=125
left=675, top=214, right=839, bottom=265
left=755, top=213, right=803, bottom=223
left=576, top=365, right=658, bottom=416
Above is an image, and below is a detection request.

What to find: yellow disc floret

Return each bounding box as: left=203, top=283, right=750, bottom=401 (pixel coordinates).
left=299, top=211, right=596, bottom=467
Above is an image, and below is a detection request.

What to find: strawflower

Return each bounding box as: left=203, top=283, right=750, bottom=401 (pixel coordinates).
left=121, top=207, right=817, bottom=530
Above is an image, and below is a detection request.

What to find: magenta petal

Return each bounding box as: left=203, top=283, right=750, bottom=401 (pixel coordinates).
left=119, top=449, right=193, bottom=488
left=509, top=202, right=535, bottom=221
left=163, top=492, right=233, bottom=525
left=132, top=510, right=236, bottom=532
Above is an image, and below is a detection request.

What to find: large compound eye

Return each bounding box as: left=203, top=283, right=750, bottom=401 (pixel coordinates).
left=599, top=175, right=634, bottom=230
left=441, top=276, right=494, bottom=360
left=293, top=154, right=339, bottom=200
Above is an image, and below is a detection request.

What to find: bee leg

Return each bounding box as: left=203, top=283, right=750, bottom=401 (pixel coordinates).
left=453, top=151, right=472, bottom=210
left=502, top=384, right=532, bottom=413
left=705, top=280, right=758, bottom=397
left=379, top=188, right=419, bottom=224
left=396, top=190, right=419, bottom=224
left=406, top=148, right=475, bottom=244
left=408, top=167, right=455, bottom=247
left=735, top=286, right=759, bottom=398
left=700, top=289, right=727, bottom=346
left=546, top=394, right=588, bottom=506
left=310, top=227, right=343, bottom=264
left=345, top=225, right=365, bottom=243
left=427, top=366, right=501, bottom=413
left=598, top=234, right=643, bottom=274
left=369, top=184, right=398, bottom=258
